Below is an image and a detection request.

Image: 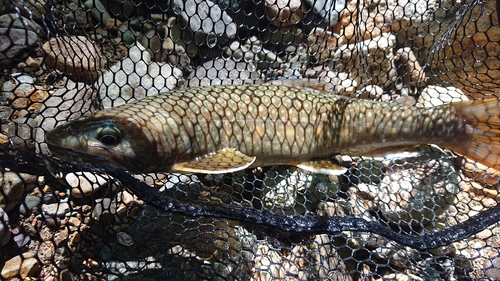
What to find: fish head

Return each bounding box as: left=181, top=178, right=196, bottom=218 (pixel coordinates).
left=45, top=115, right=151, bottom=172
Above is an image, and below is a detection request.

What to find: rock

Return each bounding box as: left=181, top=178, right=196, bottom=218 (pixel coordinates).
left=11, top=97, right=31, bottom=109
left=97, top=43, right=183, bottom=108
left=307, top=27, right=346, bottom=64
left=2, top=73, right=34, bottom=100
left=264, top=0, right=303, bottom=27
left=116, top=231, right=133, bottom=246
left=171, top=0, right=237, bottom=45
left=361, top=151, right=460, bottom=226
left=30, top=89, right=50, bottom=103
left=225, top=38, right=282, bottom=69
left=337, top=0, right=395, bottom=44
left=304, top=0, right=346, bottom=25
left=65, top=172, right=111, bottom=198
left=416, top=85, right=468, bottom=108
left=41, top=201, right=71, bottom=217
left=2, top=117, right=39, bottom=151
left=0, top=171, right=37, bottom=212
left=140, top=18, right=192, bottom=69
left=187, top=58, right=263, bottom=87
left=42, top=36, right=104, bottom=83
left=64, top=2, right=89, bottom=27
left=84, top=0, right=113, bottom=26
left=92, top=198, right=116, bottom=224
left=1, top=255, right=22, bottom=279
left=37, top=240, right=56, bottom=265
left=332, top=33, right=398, bottom=90
left=37, top=80, right=96, bottom=154
left=485, top=257, right=500, bottom=280
left=0, top=14, right=41, bottom=68
left=19, top=194, right=42, bottom=215
left=0, top=207, right=10, bottom=246
left=262, top=168, right=338, bottom=215
left=394, top=47, right=426, bottom=87
left=261, top=24, right=305, bottom=52
left=20, top=257, right=40, bottom=279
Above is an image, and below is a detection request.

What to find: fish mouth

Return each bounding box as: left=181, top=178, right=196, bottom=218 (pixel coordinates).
left=45, top=126, right=106, bottom=167
left=46, top=140, right=124, bottom=170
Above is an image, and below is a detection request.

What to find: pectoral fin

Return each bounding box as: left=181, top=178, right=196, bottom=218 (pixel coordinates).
left=172, top=148, right=256, bottom=174
left=296, top=159, right=347, bottom=175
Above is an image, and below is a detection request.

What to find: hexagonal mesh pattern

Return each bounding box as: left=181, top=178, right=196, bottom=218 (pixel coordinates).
left=1, top=0, right=500, bottom=280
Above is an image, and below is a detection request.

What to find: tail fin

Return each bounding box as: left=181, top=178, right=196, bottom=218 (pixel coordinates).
left=448, top=99, right=500, bottom=170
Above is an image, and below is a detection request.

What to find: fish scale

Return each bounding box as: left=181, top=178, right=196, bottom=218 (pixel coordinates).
left=45, top=83, right=500, bottom=174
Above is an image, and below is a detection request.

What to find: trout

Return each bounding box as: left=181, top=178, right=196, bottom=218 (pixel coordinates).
left=45, top=83, right=500, bottom=175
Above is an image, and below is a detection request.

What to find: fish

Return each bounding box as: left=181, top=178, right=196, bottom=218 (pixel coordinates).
left=45, top=82, right=500, bottom=175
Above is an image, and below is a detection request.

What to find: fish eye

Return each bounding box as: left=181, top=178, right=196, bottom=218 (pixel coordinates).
left=96, top=127, right=121, bottom=146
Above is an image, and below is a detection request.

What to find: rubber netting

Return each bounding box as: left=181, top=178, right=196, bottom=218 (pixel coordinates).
left=1, top=0, right=500, bottom=280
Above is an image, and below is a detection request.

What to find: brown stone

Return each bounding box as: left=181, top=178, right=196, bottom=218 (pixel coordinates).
left=430, top=0, right=500, bottom=97
left=20, top=257, right=40, bottom=279
left=264, top=0, right=303, bottom=27
left=11, top=97, right=30, bottom=109
left=29, top=89, right=49, bottom=103
left=1, top=255, right=21, bottom=279
left=42, top=36, right=104, bottom=84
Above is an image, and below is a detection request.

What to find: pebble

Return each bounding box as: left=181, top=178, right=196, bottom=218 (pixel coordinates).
left=116, top=231, right=134, bottom=246
left=416, top=85, right=468, bottom=108
left=262, top=168, right=338, bottom=215
left=362, top=153, right=460, bottom=226
left=20, top=257, right=40, bottom=278
left=42, top=36, right=105, bottom=83
left=2, top=73, right=35, bottom=102
left=37, top=240, right=56, bottom=265
left=65, top=172, right=111, bottom=198
left=0, top=207, right=10, bottom=246
left=19, top=195, right=42, bottom=215
left=264, top=0, right=303, bottom=27
left=1, top=255, right=22, bottom=279
left=172, top=0, right=237, bottom=45
left=0, top=171, right=37, bottom=212
left=187, top=58, right=262, bottom=87
left=97, top=43, right=183, bottom=108
left=304, top=0, right=346, bottom=25
left=92, top=198, right=116, bottom=224
left=485, top=257, right=500, bottom=280
left=37, top=80, right=96, bottom=153
left=83, top=0, right=113, bottom=28
left=0, top=14, right=41, bottom=67
left=332, top=33, right=398, bottom=90
left=394, top=47, right=427, bottom=87
left=1, top=255, right=40, bottom=279
left=41, top=202, right=71, bottom=218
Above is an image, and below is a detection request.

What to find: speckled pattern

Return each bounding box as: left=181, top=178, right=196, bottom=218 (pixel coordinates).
left=46, top=83, right=494, bottom=174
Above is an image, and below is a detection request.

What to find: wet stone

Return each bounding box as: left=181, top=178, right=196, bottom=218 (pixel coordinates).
left=0, top=207, right=11, bottom=246
left=20, top=257, right=40, bottom=278
left=0, top=171, right=37, bottom=212
left=1, top=255, right=22, bottom=279
left=42, top=36, right=104, bottom=83
left=41, top=202, right=71, bottom=218
left=19, top=194, right=42, bottom=215
left=65, top=172, right=111, bottom=198
left=98, top=43, right=183, bottom=108
left=304, top=0, right=346, bottom=25
left=0, top=14, right=41, bottom=67
left=116, top=232, right=134, bottom=246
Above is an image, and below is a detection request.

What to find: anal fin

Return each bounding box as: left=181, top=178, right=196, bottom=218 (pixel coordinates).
left=296, top=159, right=347, bottom=175
left=172, top=148, right=256, bottom=174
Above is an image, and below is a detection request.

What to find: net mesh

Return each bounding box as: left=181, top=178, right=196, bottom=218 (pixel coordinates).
left=1, top=0, right=500, bottom=280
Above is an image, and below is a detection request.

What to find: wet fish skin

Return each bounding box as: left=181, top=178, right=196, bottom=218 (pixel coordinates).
left=45, top=83, right=500, bottom=174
